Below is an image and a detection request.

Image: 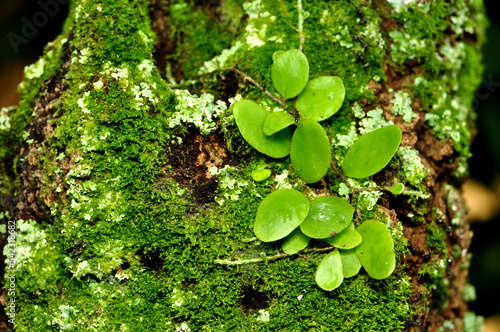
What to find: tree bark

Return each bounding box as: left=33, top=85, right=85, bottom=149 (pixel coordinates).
left=0, top=0, right=487, bottom=331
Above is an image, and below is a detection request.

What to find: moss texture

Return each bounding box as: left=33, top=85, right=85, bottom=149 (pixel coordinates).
left=0, top=0, right=486, bottom=331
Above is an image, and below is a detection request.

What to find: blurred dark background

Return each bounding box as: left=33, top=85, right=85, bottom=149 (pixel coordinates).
left=0, top=0, right=499, bottom=329
left=468, top=1, right=500, bottom=329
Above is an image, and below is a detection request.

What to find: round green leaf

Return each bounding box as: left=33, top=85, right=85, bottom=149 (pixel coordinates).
left=300, top=196, right=354, bottom=239
left=315, top=249, right=344, bottom=291
left=271, top=49, right=309, bottom=100
left=388, top=183, right=404, bottom=195
left=282, top=228, right=310, bottom=255
left=254, top=189, right=310, bottom=242
left=251, top=169, right=271, bottom=182
left=355, top=220, right=396, bottom=280
left=233, top=100, right=291, bottom=158
left=296, top=76, right=345, bottom=121
left=290, top=120, right=331, bottom=183
left=263, top=111, right=295, bottom=136
left=343, top=125, right=402, bottom=178
left=340, top=248, right=362, bottom=278
left=325, top=223, right=362, bottom=249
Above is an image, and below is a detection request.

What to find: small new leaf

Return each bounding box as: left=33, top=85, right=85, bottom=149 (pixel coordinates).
left=282, top=228, right=310, bottom=255
left=233, top=100, right=291, bottom=158
left=315, top=249, right=344, bottom=291
left=263, top=111, right=296, bottom=136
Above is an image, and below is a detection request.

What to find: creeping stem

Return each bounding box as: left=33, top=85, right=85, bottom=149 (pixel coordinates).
left=297, top=0, right=306, bottom=51
left=222, top=66, right=292, bottom=112
left=214, top=246, right=335, bottom=266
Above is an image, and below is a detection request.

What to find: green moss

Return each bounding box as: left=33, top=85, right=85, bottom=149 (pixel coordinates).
left=167, top=0, right=243, bottom=80
left=426, top=223, right=448, bottom=256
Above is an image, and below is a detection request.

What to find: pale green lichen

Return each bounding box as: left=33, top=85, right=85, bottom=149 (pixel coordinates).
left=49, top=305, right=79, bottom=330
left=389, top=30, right=429, bottom=64
left=0, top=107, right=13, bottom=131
left=358, top=108, right=393, bottom=134
left=169, top=90, right=227, bottom=135
left=391, top=91, right=417, bottom=123
left=209, top=165, right=252, bottom=204
left=344, top=178, right=382, bottom=211
left=319, top=6, right=385, bottom=52
left=462, top=312, right=484, bottom=332
left=256, top=309, right=270, bottom=322
left=3, top=220, right=47, bottom=267
left=462, top=283, right=477, bottom=302
left=23, top=57, right=48, bottom=80
left=444, top=183, right=464, bottom=226
left=274, top=170, right=293, bottom=190
left=386, top=0, right=418, bottom=13
left=439, top=320, right=455, bottom=331
left=397, top=146, right=427, bottom=188
left=176, top=322, right=192, bottom=332
left=351, top=102, right=365, bottom=119
left=333, top=122, right=358, bottom=150
left=199, top=0, right=281, bottom=75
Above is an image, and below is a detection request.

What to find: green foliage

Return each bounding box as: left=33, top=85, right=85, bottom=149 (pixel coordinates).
left=300, top=196, right=354, bottom=239
left=271, top=49, right=309, bottom=99
left=290, top=119, right=331, bottom=183
left=325, top=223, right=362, bottom=249
left=233, top=99, right=291, bottom=158
left=316, top=249, right=344, bottom=291
left=254, top=189, right=310, bottom=242
left=231, top=49, right=403, bottom=291
left=343, top=125, right=402, bottom=178
left=355, top=220, right=396, bottom=280
left=282, top=228, right=310, bottom=255
left=296, top=76, right=345, bottom=121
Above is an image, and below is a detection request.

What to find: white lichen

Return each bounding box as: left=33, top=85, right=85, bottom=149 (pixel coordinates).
left=24, top=57, right=47, bottom=80
left=391, top=91, right=416, bottom=123
left=397, top=146, right=427, bottom=188
left=0, top=107, right=13, bottom=131
left=386, top=0, right=418, bottom=13
left=169, top=90, right=227, bottom=135
left=256, top=309, right=270, bottom=322
left=358, top=108, right=393, bottom=134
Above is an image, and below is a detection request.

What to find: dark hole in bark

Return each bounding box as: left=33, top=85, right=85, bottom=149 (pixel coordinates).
left=240, top=285, right=270, bottom=313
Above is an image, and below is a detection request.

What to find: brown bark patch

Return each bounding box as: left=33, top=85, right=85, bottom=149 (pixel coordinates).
left=165, top=127, right=251, bottom=204
left=16, top=73, right=68, bottom=221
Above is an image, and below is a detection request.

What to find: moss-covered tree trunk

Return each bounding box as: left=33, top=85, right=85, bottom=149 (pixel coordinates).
left=0, top=0, right=488, bottom=331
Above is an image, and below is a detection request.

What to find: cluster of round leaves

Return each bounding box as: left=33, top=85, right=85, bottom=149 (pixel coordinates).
left=231, top=49, right=404, bottom=291
left=254, top=189, right=396, bottom=291
left=233, top=49, right=345, bottom=183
